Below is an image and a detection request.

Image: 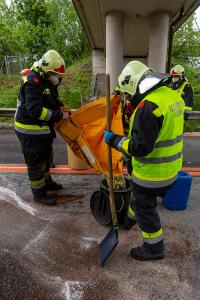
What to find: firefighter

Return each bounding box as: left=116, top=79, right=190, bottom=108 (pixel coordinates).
left=114, top=85, right=136, bottom=136
left=20, top=68, right=31, bottom=80
left=170, top=65, right=193, bottom=117
left=104, top=61, right=185, bottom=260
left=15, top=50, right=70, bottom=206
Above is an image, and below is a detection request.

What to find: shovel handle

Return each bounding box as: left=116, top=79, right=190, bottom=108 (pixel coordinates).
left=106, top=74, right=118, bottom=226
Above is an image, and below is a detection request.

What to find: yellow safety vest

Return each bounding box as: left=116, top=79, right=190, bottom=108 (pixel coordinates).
left=121, top=86, right=185, bottom=188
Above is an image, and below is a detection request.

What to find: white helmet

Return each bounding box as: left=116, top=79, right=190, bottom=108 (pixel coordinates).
left=118, top=61, right=152, bottom=96
left=170, top=65, right=185, bottom=80
left=39, top=50, right=66, bottom=75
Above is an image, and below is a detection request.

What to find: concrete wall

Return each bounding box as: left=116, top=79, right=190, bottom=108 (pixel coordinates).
left=123, top=57, right=147, bottom=67
left=92, top=49, right=106, bottom=75
left=106, top=11, right=124, bottom=91
left=92, top=50, right=147, bottom=75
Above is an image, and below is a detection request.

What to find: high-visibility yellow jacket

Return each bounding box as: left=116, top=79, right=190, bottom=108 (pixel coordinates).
left=121, top=86, right=185, bottom=188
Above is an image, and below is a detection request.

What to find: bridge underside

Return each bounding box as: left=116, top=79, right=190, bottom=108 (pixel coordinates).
left=73, top=0, right=200, bottom=90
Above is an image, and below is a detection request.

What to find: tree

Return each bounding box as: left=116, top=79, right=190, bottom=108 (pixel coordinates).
left=11, top=0, right=53, bottom=64
left=172, top=12, right=200, bottom=110
left=7, top=0, right=90, bottom=66
left=0, top=1, right=21, bottom=61
left=47, top=0, right=90, bottom=65
left=173, top=13, right=200, bottom=67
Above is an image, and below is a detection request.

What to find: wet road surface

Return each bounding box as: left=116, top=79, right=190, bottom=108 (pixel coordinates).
left=0, top=128, right=200, bottom=167
left=0, top=128, right=200, bottom=299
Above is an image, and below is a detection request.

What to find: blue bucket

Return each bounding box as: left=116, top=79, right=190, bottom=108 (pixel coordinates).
left=162, top=170, right=192, bottom=210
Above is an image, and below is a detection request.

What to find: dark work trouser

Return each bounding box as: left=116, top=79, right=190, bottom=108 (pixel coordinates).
left=16, top=134, right=53, bottom=197
left=128, top=182, right=175, bottom=249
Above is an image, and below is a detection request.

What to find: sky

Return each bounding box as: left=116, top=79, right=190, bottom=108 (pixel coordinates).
left=195, top=6, right=200, bottom=28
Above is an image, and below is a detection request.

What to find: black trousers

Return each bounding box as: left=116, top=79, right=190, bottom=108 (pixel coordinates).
left=130, top=182, right=175, bottom=234
left=16, top=133, right=53, bottom=188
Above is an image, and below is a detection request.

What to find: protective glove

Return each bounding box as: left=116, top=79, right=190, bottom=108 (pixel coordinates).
left=104, top=130, right=116, bottom=145
left=104, top=130, right=127, bottom=152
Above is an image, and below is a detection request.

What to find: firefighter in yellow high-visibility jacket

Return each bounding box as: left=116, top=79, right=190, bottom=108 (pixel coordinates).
left=104, top=61, right=185, bottom=261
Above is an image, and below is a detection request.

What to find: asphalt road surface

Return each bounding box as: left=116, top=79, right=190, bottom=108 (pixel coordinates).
left=0, top=127, right=200, bottom=299
left=0, top=128, right=199, bottom=166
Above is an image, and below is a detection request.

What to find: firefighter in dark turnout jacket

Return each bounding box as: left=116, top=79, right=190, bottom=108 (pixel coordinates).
left=170, top=65, right=193, bottom=116
left=104, top=61, right=185, bottom=261
left=15, top=50, right=70, bottom=205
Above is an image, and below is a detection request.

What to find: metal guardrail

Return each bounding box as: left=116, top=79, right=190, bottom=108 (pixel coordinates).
left=0, top=108, right=16, bottom=117
left=0, top=108, right=200, bottom=119
left=185, top=111, right=200, bottom=120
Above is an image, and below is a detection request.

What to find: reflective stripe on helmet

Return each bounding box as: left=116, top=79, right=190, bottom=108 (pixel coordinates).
left=118, top=61, right=151, bottom=96
left=38, top=50, right=66, bottom=74
left=53, top=65, right=65, bottom=74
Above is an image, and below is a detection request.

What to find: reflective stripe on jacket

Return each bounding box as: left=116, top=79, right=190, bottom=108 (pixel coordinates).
left=121, top=86, right=185, bottom=188
left=15, top=121, right=51, bottom=135
left=15, top=68, right=63, bottom=136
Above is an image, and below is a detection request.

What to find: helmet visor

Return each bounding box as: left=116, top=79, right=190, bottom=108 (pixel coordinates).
left=138, top=73, right=170, bottom=94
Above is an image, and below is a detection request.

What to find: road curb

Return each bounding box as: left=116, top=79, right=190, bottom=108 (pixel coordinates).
left=0, top=164, right=199, bottom=176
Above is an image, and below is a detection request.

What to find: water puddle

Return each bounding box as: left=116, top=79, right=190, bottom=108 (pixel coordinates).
left=0, top=186, right=37, bottom=216
left=80, top=236, right=99, bottom=251
left=23, top=229, right=47, bottom=252
left=62, top=280, right=84, bottom=300
left=46, top=275, right=84, bottom=300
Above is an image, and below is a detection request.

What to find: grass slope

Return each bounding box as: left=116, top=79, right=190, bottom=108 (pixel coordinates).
left=0, top=57, right=199, bottom=130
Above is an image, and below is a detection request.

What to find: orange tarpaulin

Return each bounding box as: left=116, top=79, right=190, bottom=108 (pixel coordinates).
left=55, top=95, right=124, bottom=176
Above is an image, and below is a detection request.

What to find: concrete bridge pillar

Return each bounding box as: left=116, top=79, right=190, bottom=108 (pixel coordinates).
left=106, top=11, right=124, bottom=92
left=148, top=11, right=169, bottom=73
left=92, top=49, right=105, bottom=75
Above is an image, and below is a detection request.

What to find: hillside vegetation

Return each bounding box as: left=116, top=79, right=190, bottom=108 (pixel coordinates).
left=0, top=56, right=200, bottom=131
left=0, top=0, right=200, bottom=129
left=0, top=57, right=92, bottom=108
left=0, top=57, right=92, bottom=125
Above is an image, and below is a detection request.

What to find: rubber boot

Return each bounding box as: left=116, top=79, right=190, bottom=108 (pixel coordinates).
left=45, top=178, right=63, bottom=191
left=130, top=240, right=165, bottom=261
left=33, top=187, right=57, bottom=206
left=122, top=215, right=137, bottom=230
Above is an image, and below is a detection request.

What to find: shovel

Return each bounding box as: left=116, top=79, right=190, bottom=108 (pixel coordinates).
left=99, top=74, right=119, bottom=266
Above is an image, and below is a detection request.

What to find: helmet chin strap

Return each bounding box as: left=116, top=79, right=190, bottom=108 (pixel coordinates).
left=172, top=77, right=181, bottom=83
left=130, top=92, right=145, bottom=107
left=48, top=74, right=59, bottom=86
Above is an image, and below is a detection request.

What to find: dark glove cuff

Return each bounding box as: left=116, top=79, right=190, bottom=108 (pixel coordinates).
left=110, top=135, right=124, bottom=150
left=51, top=111, right=63, bottom=122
